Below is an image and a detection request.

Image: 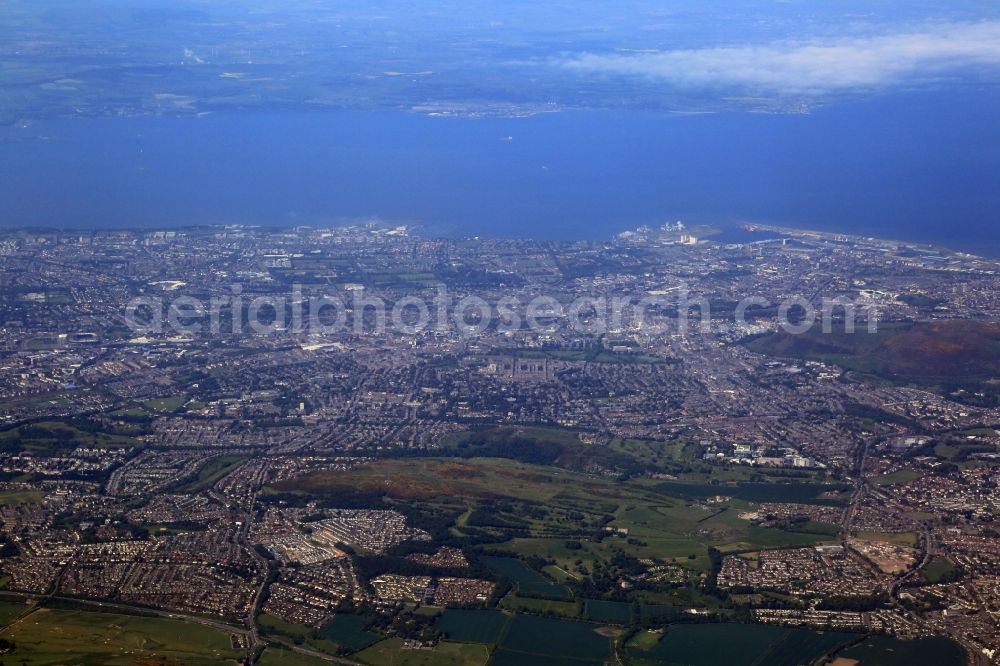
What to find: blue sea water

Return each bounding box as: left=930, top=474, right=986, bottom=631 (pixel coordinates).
left=1, top=89, right=998, bottom=255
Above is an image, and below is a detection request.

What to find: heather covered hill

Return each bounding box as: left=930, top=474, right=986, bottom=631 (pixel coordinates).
left=747, top=320, right=1000, bottom=381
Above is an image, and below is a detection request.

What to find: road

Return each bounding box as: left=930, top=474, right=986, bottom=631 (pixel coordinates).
left=847, top=440, right=992, bottom=666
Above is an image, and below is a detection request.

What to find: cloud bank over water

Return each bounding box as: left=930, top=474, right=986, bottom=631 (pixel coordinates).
left=560, top=21, right=1000, bottom=94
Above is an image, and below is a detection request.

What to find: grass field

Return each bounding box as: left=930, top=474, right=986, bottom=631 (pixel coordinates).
left=638, top=604, right=684, bottom=622
left=626, top=622, right=853, bottom=666
left=871, top=469, right=923, bottom=486
left=496, top=614, right=611, bottom=663
left=0, top=420, right=138, bottom=453
left=143, top=395, right=188, bottom=413
left=489, top=649, right=600, bottom=666
left=259, top=612, right=310, bottom=638
left=0, top=599, right=29, bottom=625
left=272, top=456, right=620, bottom=505
left=259, top=613, right=343, bottom=656
left=481, top=556, right=572, bottom=599
left=258, top=647, right=332, bottom=665
left=434, top=609, right=509, bottom=644
left=583, top=599, right=633, bottom=624
left=0, top=489, right=45, bottom=505
left=273, top=455, right=856, bottom=585
left=855, top=531, right=919, bottom=548
left=356, top=637, right=490, bottom=666
left=500, top=594, right=581, bottom=618
left=922, top=556, right=960, bottom=583
left=626, top=629, right=663, bottom=651
left=654, top=480, right=850, bottom=506
left=608, top=438, right=696, bottom=468
left=0, top=608, right=242, bottom=665
left=835, top=635, right=965, bottom=666
left=745, top=320, right=1000, bottom=403
left=173, top=454, right=249, bottom=493
left=317, top=613, right=379, bottom=651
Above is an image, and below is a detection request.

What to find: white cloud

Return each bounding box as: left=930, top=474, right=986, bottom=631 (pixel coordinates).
left=559, top=21, right=1000, bottom=94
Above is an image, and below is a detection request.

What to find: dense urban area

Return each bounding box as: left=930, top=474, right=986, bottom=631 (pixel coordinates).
left=0, top=222, right=997, bottom=665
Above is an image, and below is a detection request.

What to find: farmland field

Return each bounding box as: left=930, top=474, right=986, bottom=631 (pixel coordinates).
left=0, top=489, right=45, bottom=505
left=871, top=469, right=924, bottom=486
left=855, top=531, right=919, bottom=548
left=434, top=608, right=509, bottom=644
left=625, top=622, right=854, bottom=666
left=497, top=614, right=611, bottom=663
left=638, top=604, right=684, bottom=622
left=0, top=599, right=28, bottom=625
left=481, top=556, right=572, bottom=599
left=654, top=481, right=850, bottom=506
left=835, top=635, right=965, bottom=666
left=173, top=454, right=250, bottom=493
left=922, top=556, right=960, bottom=583
left=584, top=599, right=634, bottom=624
left=318, top=613, right=380, bottom=651
left=258, top=647, right=332, bottom=666
left=489, top=649, right=601, bottom=666
left=500, top=594, right=581, bottom=618
left=356, top=637, right=490, bottom=666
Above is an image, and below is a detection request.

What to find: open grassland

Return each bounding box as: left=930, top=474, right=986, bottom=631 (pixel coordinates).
left=746, top=320, right=1000, bottom=406
left=258, top=647, right=331, bottom=665
left=318, top=613, right=380, bottom=651
left=493, top=614, right=611, bottom=665
left=625, top=622, right=854, bottom=666
left=855, top=531, right=919, bottom=548
left=652, top=480, right=850, bottom=506
left=434, top=609, right=510, bottom=644
left=273, top=456, right=599, bottom=503
left=871, top=469, right=924, bottom=486
left=0, top=420, right=138, bottom=453
left=0, top=598, right=29, bottom=625
left=583, top=599, right=634, bottom=624
left=835, top=635, right=965, bottom=666
left=259, top=612, right=342, bottom=656
left=143, top=395, right=188, bottom=413
left=482, top=556, right=572, bottom=599
left=922, top=556, right=960, bottom=583
left=0, top=489, right=45, bottom=505
left=500, top=594, right=581, bottom=618
left=0, top=608, right=242, bottom=665
left=626, top=629, right=663, bottom=651
left=356, top=637, right=490, bottom=666
left=173, top=454, right=250, bottom=493
left=608, top=438, right=697, bottom=468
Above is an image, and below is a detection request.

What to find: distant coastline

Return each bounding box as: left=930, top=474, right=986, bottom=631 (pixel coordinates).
left=6, top=220, right=997, bottom=264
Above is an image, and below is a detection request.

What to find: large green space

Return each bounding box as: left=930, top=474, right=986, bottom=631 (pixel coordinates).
left=495, top=615, right=612, bottom=664
left=625, top=623, right=853, bottom=666
left=0, top=608, right=242, bottom=665
left=653, top=480, right=849, bottom=506
left=434, top=609, right=510, bottom=644
left=482, top=556, right=572, bottom=599
left=317, top=613, right=380, bottom=651
left=355, top=637, right=490, bottom=666
left=745, top=319, right=1000, bottom=405
left=835, top=635, right=966, bottom=666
